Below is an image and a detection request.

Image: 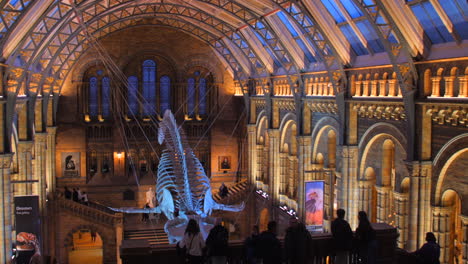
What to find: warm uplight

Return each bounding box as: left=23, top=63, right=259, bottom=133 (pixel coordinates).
left=117, top=152, right=122, bottom=159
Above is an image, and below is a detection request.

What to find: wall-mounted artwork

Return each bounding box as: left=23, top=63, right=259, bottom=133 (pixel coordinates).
left=218, top=156, right=231, bottom=171
left=62, top=152, right=80, bottom=177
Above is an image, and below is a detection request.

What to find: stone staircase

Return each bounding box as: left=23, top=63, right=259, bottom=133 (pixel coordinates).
left=54, top=196, right=123, bottom=227
left=124, top=228, right=169, bottom=246
left=213, top=180, right=250, bottom=204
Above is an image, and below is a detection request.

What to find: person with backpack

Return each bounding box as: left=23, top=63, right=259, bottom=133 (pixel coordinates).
left=206, top=224, right=229, bottom=264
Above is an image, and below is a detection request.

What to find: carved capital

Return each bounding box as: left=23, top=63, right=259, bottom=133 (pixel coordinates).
left=0, top=153, right=13, bottom=169
left=17, top=141, right=34, bottom=152
left=306, top=100, right=337, bottom=114
left=46, top=126, right=57, bottom=135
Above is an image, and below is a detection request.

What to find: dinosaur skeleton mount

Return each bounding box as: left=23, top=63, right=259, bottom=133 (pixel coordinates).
left=110, top=111, right=244, bottom=244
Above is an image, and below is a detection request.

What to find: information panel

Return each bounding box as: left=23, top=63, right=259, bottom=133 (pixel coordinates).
left=14, top=196, right=41, bottom=263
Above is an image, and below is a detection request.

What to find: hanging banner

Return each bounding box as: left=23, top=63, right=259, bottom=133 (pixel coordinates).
left=304, top=181, right=324, bottom=232
left=62, top=152, right=80, bottom=177
left=14, top=195, right=41, bottom=264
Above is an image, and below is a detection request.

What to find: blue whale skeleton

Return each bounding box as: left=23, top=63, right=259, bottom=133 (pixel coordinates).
left=111, top=110, right=244, bottom=243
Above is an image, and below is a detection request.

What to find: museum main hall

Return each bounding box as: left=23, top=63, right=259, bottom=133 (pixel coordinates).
left=0, top=0, right=466, bottom=263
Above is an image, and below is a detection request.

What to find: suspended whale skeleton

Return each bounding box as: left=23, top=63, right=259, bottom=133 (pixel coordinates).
left=111, top=110, right=244, bottom=243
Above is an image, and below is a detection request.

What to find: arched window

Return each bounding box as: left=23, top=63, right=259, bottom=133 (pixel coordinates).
left=127, top=76, right=138, bottom=116
left=160, top=75, right=171, bottom=114
left=187, top=78, right=195, bottom=115
left=198, top=78, right=207, bottom=115
left=142, top=60, right=156, bottom=115
left=89, top=77, right=98, bottom=117
left=102, top=77, right=110, bottom=117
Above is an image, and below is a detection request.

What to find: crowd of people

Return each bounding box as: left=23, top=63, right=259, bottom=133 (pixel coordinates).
left=63, top=186, right=89, bottom=205
left=177, top=209, right=441, bottom=264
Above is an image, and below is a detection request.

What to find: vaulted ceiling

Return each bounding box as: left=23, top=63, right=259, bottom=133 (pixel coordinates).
left=0, top=0, right=467, bottom=94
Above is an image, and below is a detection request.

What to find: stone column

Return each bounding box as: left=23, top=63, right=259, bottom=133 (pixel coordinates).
left=267, top=129, right=280, bottom=205
left=279, top=153, right=288, bottom=195
left=354, top=81, right=362, bottom=96
left=370, top=80, right=378, bottom=96
left=247, top=125, right=257, bottom=185
left=362, top=80, right=370, bottom=96
left=115, top=213, right=124, bottom=264
left=340, top=146, right=359, bottom=228
left=358, top=180, right=373, bottom=220
left=460, top=215, right=468, bottom=264
left=46, top=127, right=57, bottom=196
left=256, top=145, right=263, bottom=188
left=34, top=133, right=48, bottom=255
left=17, top=141, right=34, bottom=195
left=375, top=186, right=391, bottom=223
left=432, top=206, right=452, bottom=264
left=296, top=136, right=311, bottom=219
left=388, top=79, right=397, bottom=96
left=379, top=80, right=387, bottom=96
left=444, top=76, right=455, bottom=97
left=394, top=191, right=409, bottom=249
left=0, top=154, right=13, bottom=263
left=459, top=76, right=467, bottom=97
left=431, top=76, right=442, bottom=97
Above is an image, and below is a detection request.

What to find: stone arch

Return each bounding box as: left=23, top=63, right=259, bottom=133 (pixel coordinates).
left=310, top=117, right=339, bottom=168
left=278, top=114, right=298, bottom=200
left=182, top=54, right=224, bottom=83
left=433, top=134, right=468, bottom=212
left=63, top=224, right=111, bottom=264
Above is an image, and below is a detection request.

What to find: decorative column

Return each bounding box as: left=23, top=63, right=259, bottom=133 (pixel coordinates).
left=379, top=79, right=387, bottom=96
left=358, top=180, right=374, bottom=220
left=279, top=153, right=288, bottom=204
left=247, top=125, right=257, bottom=185
left=370, top=80, right=378, bottom=96
left=34, top=133, right=48, bottom=254
left=459, top=76, right=467, bottom=97
left=115, top=213, right=124, bottom=264
left=432, top=206, right=452, bottom=264
left=394, top=191, right=409, bottom=249
left=340, top=146, right=359, bottom=228
left=362, top=79, right=370, bottom=96
left=46, top=127, right=57, bottom=196
left=354, top=81, right=362, bottom=96
left=17, top=141, right=34, bottom=195
left=297, top=136, right=311, bottom=221
left=375, top=186, right=392, bottom=223
left=0, top=154, right=13, bottom=264
left=267, top=129, right=280, bottom=206
left=388, top=79, right=397, bottom=96
left=444, top=76, right=455, bottom=97
left=256, top=145, right=263, bottom=188
left=431, top=76, right=442, bottom=97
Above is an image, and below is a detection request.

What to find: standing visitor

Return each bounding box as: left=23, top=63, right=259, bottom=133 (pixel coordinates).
left=76, top=187, right=83, bottom=203
left=81, top=191, right=89, bottom=206
left=141, top=203, right=150, bottom=222
left=178, top=219, right=205, bottom=264
left=331, top=209, right=353, bottom=264
left=72, top=188, right=78, bottom=202
left=409, top=232, right=440, bottom=264
left=206, top=224, right=229, bottom=264
left=64, top=187, right=72, bottom=200
left=284, top=218, right=313, bottom=264
left=244, top=225, right=260, bottom=264
left=355, top=211, right=377, bottom=264
left=257, top=221, right=282, bottom=264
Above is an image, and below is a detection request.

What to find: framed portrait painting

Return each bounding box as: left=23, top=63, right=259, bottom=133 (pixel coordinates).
left=218, top=156, right=231, bottom=171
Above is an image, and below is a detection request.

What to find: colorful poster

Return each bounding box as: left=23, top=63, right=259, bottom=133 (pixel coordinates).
left=14, top=196, right=41, bottom=264
left=304, top=181, right=324, bottom=231
left=62, top=152, right=80, bottom=177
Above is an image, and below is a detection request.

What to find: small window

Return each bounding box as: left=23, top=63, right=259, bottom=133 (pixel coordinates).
left=142, top=60, right=156, bottom=115
left=199, top=78, right=207, bottom=115
left=160, top=75, right=171, bottom=114
left=127, top=76, right=138, bottom=116
left=89, top=77, right=98, bottom=117
left=102, top=77, right=110, bottom=117
left=187, top=78, right=195, bottom=115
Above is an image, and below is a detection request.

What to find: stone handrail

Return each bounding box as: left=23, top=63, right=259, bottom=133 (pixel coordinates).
left=53, top=196, right=123, bottom=227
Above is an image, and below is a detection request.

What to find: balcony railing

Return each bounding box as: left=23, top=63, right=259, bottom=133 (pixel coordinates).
left=120, top=223, right=397, bottom=264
